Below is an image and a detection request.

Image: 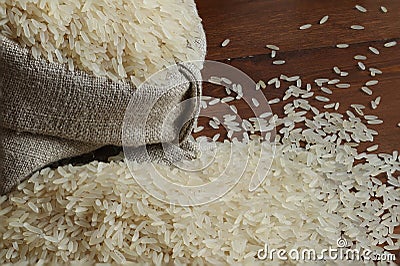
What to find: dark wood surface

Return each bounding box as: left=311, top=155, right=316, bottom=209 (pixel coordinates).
left=196, top=0, right=400, bottom=154
left=198, top=0, right=400, bottom=61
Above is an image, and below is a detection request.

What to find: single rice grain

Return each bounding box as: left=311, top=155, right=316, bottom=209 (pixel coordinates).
left=221, top=39, right=230, bottom=47
left=336, top=44, right=349, bottom=49
left=351, top=25, right=365, bottom=30
left=384, top=41, right=397, bottom=48
left=319, top=15, right=329, bottom=25
left=354, top=55, right=367, bottom=60
left=273, top=60, right=286, bottom=65
left=299, top=24, right=312, bottom=30
left=361, top=86, right=373, bottom=95
left=266, top=44, right=280, bottom=50
left=369, top=46, right=380, bottom=55
left=355, top=5, right=367, bottom=13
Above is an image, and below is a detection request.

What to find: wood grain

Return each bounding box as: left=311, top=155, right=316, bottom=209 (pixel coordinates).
left=196, top=0, right=400, bottom=155
left=197, top=0, right=400, bottom=60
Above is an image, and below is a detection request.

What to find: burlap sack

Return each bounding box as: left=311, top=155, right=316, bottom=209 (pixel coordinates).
left=0, top=6, right=206, bottom=195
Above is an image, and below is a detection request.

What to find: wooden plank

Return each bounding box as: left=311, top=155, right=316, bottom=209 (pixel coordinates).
left=197, top=0, right=400, bottom=60
left=196, top=1, right=400, bottom=155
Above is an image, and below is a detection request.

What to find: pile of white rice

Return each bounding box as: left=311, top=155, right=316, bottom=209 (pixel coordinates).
left=1, top=2, right=399, bottom=265
left=0, top=0, right=204, bottom=81
left=0, top=134, right=398, bottom=264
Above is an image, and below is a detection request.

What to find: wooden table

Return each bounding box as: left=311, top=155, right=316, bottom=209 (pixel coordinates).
left=195, top=0, right=400, bottom=154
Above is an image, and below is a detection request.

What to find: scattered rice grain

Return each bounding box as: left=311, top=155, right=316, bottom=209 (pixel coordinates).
left=355, top=5, right=367, bottom=13
left=364, top=115, right=378, bottom=120
left=266, top=44, right=280, bottom=50
left=361, top=86, right=373, bottom=95
left=365, top=80, right=378, bottom=86
left=324, top=103, right=335, bottom=109
left=367, top=144, right=379, bottom=152
left=336, top=44, right=349, bottom=49
left=354, top=55, right=367, bottom=60
left=221, top=39, right=230, bottom=47
left=268, top=98, right=281, bottom=105
left=273, top=60, right=286, bottom=65
left=252, top=98, right=260, bottom=108
left=384, top=41, right=397, bottom=48
left=209, top=120, right=219, bottom=130
left=193, top=126, right=204, bottom=133
left=315, top=96, right=330, bottom=102
left=258, top=80, right=267, bottom=89
left=319, top=15, right=329, bottom=25
left=321, top=87, right=332, bottom=94
left=221, top=77, right=233, bottom=85
left=336, top=83, right=351, bottom=89
left=221, top=97, right=235, bottom=103
left=333, top=67, right=341, bottom=74
left=328, top=79, right=340, bottom=85
left=351, top=25, right=365, bottom=30
left=299, top=24, right=312, bottom=30
left=369, top=46, right=380, bottom=55
left=367, top=119, right=383, bottom=125
left=208, top=98, right=221, bottom=106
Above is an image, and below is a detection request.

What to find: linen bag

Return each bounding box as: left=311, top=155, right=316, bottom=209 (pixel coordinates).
left=0, top=0, right=206, bottom=194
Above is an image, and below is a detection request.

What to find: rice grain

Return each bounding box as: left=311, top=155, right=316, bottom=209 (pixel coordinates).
left=321, top=87, right=332, bottom=95
left=351, top=25, right=365, bottom=30
left=299, top=24, right=312, bottom=30
left=221, top=39, right=230, bottom=47
left=273, top=60, right=286, bottom=65
left=365, top=80, right=378, bottom=86
left=207, top=98, right=221, bottom=108
left=384, top=41, right=397, bottom=48
left=266, top=44, right=280, bottom=50
left=336, top=44, right=349, bottom=49
left=358, top=62, right=366, bottom=70
left=315, top=96, right=330, bottom=102
left=355, top=5, right=367, bottom=13
left=354, top=55, right=367, bottom=60
left=361, top=86, right=372, bottom=95
left=336, top=83, right=351, bottom=89
left=252, top=98, right=260, bottom=108
left=268, top=98, right=281, bottom=105
left=319, top=15, right=329, bottom=25
left=367, top=145, right=379, bottom=152
left=369, top=46, right=380, bottom=55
